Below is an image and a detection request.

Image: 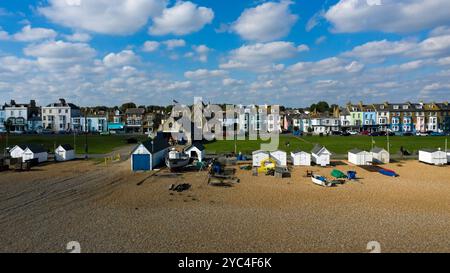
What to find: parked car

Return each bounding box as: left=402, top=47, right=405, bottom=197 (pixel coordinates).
left=331, top=131, right=342, bottom=136
left=416, top=131, right=428, bottom=136
left=360, top=130, right=370, bottom=136
left=430, top=132, right=446, bottom=136
left=370, top=132, right=381, bottom=137
left=402, top=132, right=414, bottom=136
left=341, top=131, right=351, bottom=136
left=348, top=130, right=359, bottom=135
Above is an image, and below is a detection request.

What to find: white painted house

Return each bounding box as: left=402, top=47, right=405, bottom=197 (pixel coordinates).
left=9, top=144, right=27, bottom=159
left=311, top=145, right=331, bottom=167
left=291, top=151, right=311, bottom=166
left=371, top=147, right=390, bottom=164
left=252, top=150, right=270, bottom=167
left=185, top=142, right=205, bottom=162
left=419, top=149, right=447, bottom=165
left=348, top=149, right=373, bottom=166
left=22, top=145, right=48, bottom=163
left=55, top=144, right=76, bottom=162
left=131, top=134, right=170, bottom=171
left=270, top=150, right=287, bottom=166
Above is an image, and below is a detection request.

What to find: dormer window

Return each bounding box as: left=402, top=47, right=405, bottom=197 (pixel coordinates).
left=403, top=105, right=408, bottom=110
left=393, top=105, right=399, bottom=110
left=380, top=105, right=384, bottom=109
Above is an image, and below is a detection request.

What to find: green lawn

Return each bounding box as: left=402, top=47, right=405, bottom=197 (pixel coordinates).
left=205, top=135, right=449, bottom=155
left=1, top=134, right=148, bottom=155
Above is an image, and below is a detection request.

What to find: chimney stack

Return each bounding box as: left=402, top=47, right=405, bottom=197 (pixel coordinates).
left=59, top=98, right=66, bottom=105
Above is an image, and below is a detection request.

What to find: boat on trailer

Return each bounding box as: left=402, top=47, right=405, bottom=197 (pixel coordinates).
left=165, top=148, right=190, bottom=171
left=311, top=174, right=337, bottom=187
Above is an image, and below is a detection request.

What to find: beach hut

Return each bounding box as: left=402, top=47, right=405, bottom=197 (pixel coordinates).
left=55, top=144, right=75, bottom=162
left=252, top=150, right=270, bottom=167
left=291, top=151, right=311, bottom=166
left=9, top=144, right=27, bottom=159
left=348, top=149, right=373, bottom=166
left=131, top=133, right=170, bottom=171
left=371, top=147, right=390, bottom=164
left=22, top=144, right=48, bottom=163
left=419, top=149, right=447, bottom=165
left=270, top=150, right=287, bottom=167
left=185, top=142, right=205, bottom=162
left=311, top=145, right=331, bottom=167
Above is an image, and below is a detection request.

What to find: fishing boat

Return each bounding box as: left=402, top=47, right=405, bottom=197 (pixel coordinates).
left=379, top=168, right=397, bottom=177
left=165, top=148, right=190, bottom=171
left=312, top=174, right=336, bottom=187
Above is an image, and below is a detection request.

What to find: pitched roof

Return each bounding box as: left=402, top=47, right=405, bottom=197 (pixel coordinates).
left=349, top=148, right=363, bottom=154
left=12, top=144, right=27, bottom=151
left=126, top=108, right=145, bottom=115
left=186, top=142, right=205, bottom=151
left=311, top=144, right=325, bottom=155
left=134, top=134, right=170, bottom=154
left=292, top=150, right=309, bottom=155
left=421, top=148, right=443, bottom=153
left=25, top=144, right=47, bottom=154
left=58, top=144, right=74, bottom=151
left=253, top=150, right=269, bottom=155
left=371, top=147, right=387, bottom=153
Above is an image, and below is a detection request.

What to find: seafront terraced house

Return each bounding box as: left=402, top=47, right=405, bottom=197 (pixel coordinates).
left=437, top=102, right=450, bottom=132
left=42, top=99, right=81, bottom=132
left=387, top=102, right=416, bottom=134
left=0, top=105, right=5, bottom=132
left=373, top=102, right=390, bottom=132
left=5, top=100, right=40, bottom=133
left=362, top=104, right=377, bottom=133
left=346, top=103, right=363, bottom=131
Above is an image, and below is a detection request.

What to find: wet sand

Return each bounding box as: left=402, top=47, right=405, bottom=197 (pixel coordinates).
left=0, top=158, right=449, bottom=253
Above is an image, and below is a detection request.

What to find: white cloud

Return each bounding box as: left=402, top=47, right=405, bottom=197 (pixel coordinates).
left=103, top=50, right=139, bottom=67
left=325, top=0, right=450, bottom=33
left=231, top=1, right=298, bottom=42
left=184, top=69, right=227, bottom=79
left=163, top=39, right=186, bottom=50
left=297, top=44, right=310, bottom=52
left=64, top=32, right=91, bottom=42
left=142, top=41, right=160, bottom=52
left=149, top=1, right=214, bottom=35
left=13, top=25, right=57, bottom=42
left=0, top=27, right=9, bottom=40
left=24, top=40, right=96, bottom=69
left=343, top=39, right=416, bottom=60
left=39, top=0, right=166, bottom=35
left=343, top=35, right=450, bottom=61
left=315, top=36, right=327, bottom=45
left=222, top=78, right=244, bottom=86
left=220, top=41, right=303, bottom=72
left=188, top=45, right=211, bottom=62
left=286, top=57, right=364, bottom=77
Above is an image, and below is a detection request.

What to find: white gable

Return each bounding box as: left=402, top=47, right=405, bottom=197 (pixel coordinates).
left=132, top=144, right=151, bottom=155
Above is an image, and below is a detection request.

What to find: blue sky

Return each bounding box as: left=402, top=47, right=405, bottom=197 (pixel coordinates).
left=0, top=0, right=450, bottom=107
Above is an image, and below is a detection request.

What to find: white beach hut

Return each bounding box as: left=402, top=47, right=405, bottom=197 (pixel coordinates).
left=55, top=144, right=75, bottom=162
left=311, top=145, right=331, bottom=167
left=291, top=151, right=311, bottom=166
left=22, top=145, right=48, bottom=163
left=185, top=142, right=205, bottom=162
left=270, top=150, right=287, bottom=167
left=419, top=149, right=447, bottom=165
left=9, top=144, right=27, bottom=159
left=252, top=150, right=270, bottom=167
left=131, top=134, right=170, bottom=171
left=371, top=147, right=390, bottom=164
left=348, top=149, right=373, bottom=166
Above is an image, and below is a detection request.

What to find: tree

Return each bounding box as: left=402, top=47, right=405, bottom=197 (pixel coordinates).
left=309, top=101, right=330, bottom=113
left=120, top=102, right=137, bottom=112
